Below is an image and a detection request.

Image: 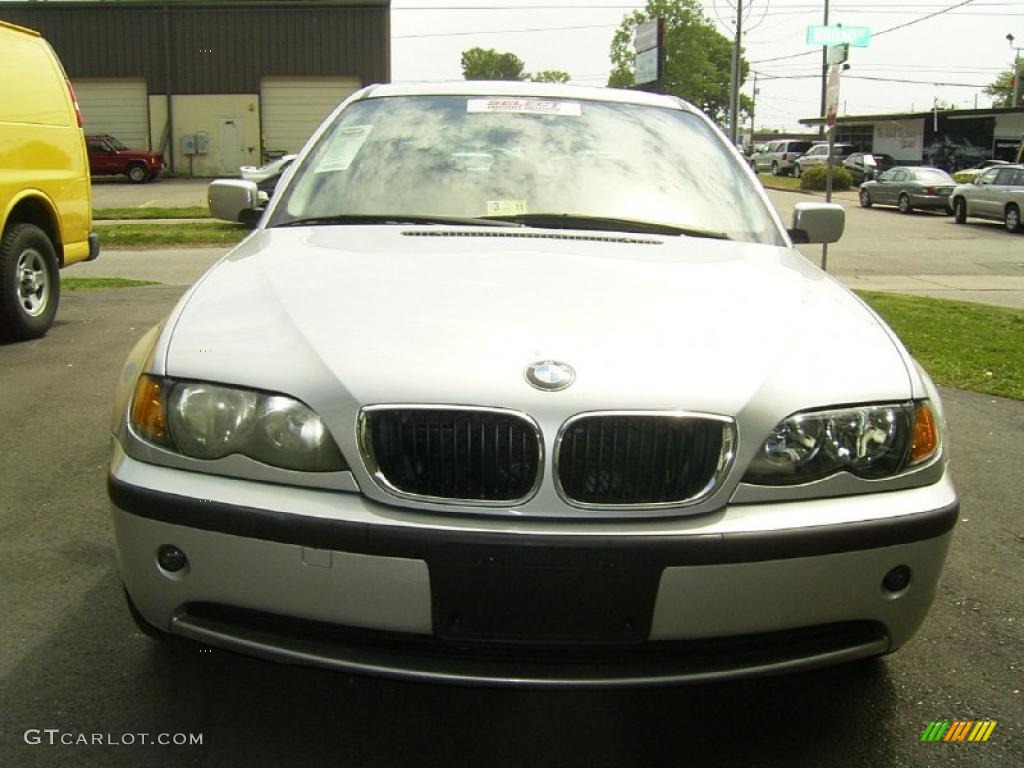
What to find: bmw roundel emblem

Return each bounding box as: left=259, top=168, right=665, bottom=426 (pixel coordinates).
left=525, top=361, right=575, bottom=391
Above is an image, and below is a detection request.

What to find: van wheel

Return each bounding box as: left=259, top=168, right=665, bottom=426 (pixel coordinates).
left=127, top=163, right=148, bottom=183
left=0, top=223, right=60, bottom=342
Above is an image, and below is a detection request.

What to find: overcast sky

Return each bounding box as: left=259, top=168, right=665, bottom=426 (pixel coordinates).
left=389, top=0, right=1020, bottom=131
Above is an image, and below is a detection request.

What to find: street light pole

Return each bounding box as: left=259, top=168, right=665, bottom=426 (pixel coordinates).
left=818, top=0, right=829, bottom=140
left=1009, top=33, right=1022, bottom=107
left=729, top=0, right=744, bottom=144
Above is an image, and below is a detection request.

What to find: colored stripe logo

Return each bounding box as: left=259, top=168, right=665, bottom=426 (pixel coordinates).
left=921, top=721, right=997, bottom=742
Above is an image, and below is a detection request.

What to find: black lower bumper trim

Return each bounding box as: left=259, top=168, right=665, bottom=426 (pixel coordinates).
left=108, top=475, right=958, bottom=567
left=173, top=602, right=890, bottom=688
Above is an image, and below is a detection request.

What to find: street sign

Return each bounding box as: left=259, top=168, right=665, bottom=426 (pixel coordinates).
left=635, top=48, right=658, bottom=85
left=825, top=66, right=841, bottom=127
left=806, top=25, right=871, bottom=47
left=827, top=43, right=849, bottom=66
left=634, top=20, right=659, bottom=53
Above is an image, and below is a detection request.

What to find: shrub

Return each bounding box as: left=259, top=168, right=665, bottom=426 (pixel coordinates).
left=799, top=164, right=853, bottom=191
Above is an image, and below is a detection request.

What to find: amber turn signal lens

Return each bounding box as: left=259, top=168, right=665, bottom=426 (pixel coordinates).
left=909, top=401, right=938, bottom=464
left=131, top=375, right=169, bottom=444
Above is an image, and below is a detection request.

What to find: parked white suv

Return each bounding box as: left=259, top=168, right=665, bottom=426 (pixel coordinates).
left=794, top=143, right=857, bottom=177
left=752, top=139, right=813, bottom=176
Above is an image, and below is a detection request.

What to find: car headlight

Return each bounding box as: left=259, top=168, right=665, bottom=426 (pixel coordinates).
left=743, top=401, right=939, bottom=486
left=129, top=375, right=347, bottom=472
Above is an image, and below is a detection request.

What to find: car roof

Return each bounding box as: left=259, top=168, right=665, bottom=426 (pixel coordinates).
left=360, top=81, right=697, bottom=113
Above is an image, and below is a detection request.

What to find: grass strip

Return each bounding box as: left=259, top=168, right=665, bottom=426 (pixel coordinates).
left=97, top=222, right=248, bottom=248
left=756, top=174, right=802, bottom=192
left=62, top=277, right=160, bottom=291
left=93, top=206, right=210, bottom=220
left=857, top=291, right=1024, bottom=401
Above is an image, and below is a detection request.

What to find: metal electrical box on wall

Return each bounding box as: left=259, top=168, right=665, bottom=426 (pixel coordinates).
left=180, top=134, right=196, bottom=155
left=195, top=131, right=209, bottom=155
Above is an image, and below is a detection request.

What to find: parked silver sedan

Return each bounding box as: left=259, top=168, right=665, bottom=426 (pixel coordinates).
left=858, top=166, right=956, bottom=213
left=109, top=82, right=956, bottom=687
left=951, top=164, right=1024, bottom=233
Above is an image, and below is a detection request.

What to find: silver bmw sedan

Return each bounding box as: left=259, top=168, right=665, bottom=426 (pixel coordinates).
left=109, top=82, right=957, bottom=687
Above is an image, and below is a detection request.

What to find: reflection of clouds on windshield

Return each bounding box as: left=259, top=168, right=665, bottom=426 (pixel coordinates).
left=282, top=96, right=779, bottom=244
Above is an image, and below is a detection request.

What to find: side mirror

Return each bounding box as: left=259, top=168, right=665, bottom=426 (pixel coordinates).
left=789, top=202, right=844, bottom=244
left=208, top=179, right=261, bottom=224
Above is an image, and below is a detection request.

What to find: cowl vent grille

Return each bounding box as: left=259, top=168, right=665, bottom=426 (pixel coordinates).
left=401, top=230, right=661, bottom=246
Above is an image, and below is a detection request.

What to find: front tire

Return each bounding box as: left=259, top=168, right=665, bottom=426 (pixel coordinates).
left=0, top=223, right=60, bottom=342
left=127, top=163, right=148, bottom=184
left=953, top=197, right=967, bottom=224
left=859, top=188, right=872, bottom=208
left=1006, top=204, right=1021, bottom=233
left=898, top=194, right=912, bottom=214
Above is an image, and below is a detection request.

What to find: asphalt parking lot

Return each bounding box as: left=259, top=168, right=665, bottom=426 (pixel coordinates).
left=1, top=197, right=1022, bottom=765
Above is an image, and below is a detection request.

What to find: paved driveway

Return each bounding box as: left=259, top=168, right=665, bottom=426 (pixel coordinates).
left=0, top=286, right=1020, bottom=767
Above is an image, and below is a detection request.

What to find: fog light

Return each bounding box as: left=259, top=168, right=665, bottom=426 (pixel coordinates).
left=883, top=565, right=912, bottom=593
left=157, top=544, right=188, bottom=573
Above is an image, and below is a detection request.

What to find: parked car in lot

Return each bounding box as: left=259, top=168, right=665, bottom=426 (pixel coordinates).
left=951, top=164, right=1024, bottom=232
left=87, top=134, right=164, bottom=183
left=858, top=166, right=956, bottom=214
left=1, top=20, right=99, bottom=341
left=751, top=139, right=813, bottom=176
left=793, top=143, right=857, bottom=178
left=842, top=152, right=895, bottom=185
left=111, top=82, right=956, bottom=687
left=952, top=159, right=1007, bottom=184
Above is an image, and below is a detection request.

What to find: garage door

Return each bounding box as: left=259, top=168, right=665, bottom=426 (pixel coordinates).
left=260, top=77, right=361, bottom=155
left=72, top=78, right=149, bottom=149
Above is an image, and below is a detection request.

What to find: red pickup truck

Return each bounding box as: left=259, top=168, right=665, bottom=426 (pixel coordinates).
left=86, top=134, right=164, bottom=183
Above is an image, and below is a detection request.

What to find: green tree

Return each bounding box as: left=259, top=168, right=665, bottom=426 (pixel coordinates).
left=607, top=0, right=751, bottom=125
left=983, top=68, right=1017, bottom=107
left=529, top=70, right=571, bottom=83
left=461, top=47, right=527, bottom=80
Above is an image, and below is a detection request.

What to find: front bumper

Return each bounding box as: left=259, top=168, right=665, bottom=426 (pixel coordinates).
left=110, top=448, right=957, bottom=687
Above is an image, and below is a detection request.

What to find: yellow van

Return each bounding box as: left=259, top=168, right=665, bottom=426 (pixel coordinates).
left=0, top=19, right=98, bottom=341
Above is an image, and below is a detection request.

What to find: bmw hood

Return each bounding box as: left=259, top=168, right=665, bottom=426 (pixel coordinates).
left=162, top=226, right=913, bottom=422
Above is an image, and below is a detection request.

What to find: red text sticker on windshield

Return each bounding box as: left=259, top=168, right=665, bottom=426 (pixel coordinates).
left=467, top=99, right=582, bottom=117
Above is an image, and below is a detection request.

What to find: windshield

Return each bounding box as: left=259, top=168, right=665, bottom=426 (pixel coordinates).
left=270, top=94, right=784, bottom=245
left=108, top=136, right=128, bottom=150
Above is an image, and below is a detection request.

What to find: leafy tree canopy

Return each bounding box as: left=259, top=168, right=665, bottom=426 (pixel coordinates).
left=530, top=70, right=571, bottom=83
left=983, top=68, right=1018, bottom=107
left=607, top=0, right=751, bottom=125
left=461, top=47, right=527, bottom=80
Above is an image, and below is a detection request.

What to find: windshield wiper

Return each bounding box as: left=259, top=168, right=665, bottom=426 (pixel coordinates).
left=483, top=213, right=730, bottom=240
left=274, top=214, right=523, bottom=228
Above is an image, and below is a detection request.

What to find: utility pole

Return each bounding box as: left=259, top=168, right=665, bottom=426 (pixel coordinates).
left=749, top=71, right=758, bottom=146
left=1010, top=34, right=1022, bottom=107
left=729, top=0, right=744, bottom=144
left=818, top=0, right=829, bottom=140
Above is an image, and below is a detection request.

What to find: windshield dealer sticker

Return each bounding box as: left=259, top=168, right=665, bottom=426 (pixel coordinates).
left=317, top=125, right=373, bottom=172
left=467, top=99, right=581, bottom=117
left=486, top=200, right=528, bottom=216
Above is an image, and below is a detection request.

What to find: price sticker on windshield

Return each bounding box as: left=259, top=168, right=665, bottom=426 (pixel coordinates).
left=486, top=200, right=528, bottom=216
left=317, top=125, right=373, bottom=172
left=468, top=99, right=581, bottom=117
